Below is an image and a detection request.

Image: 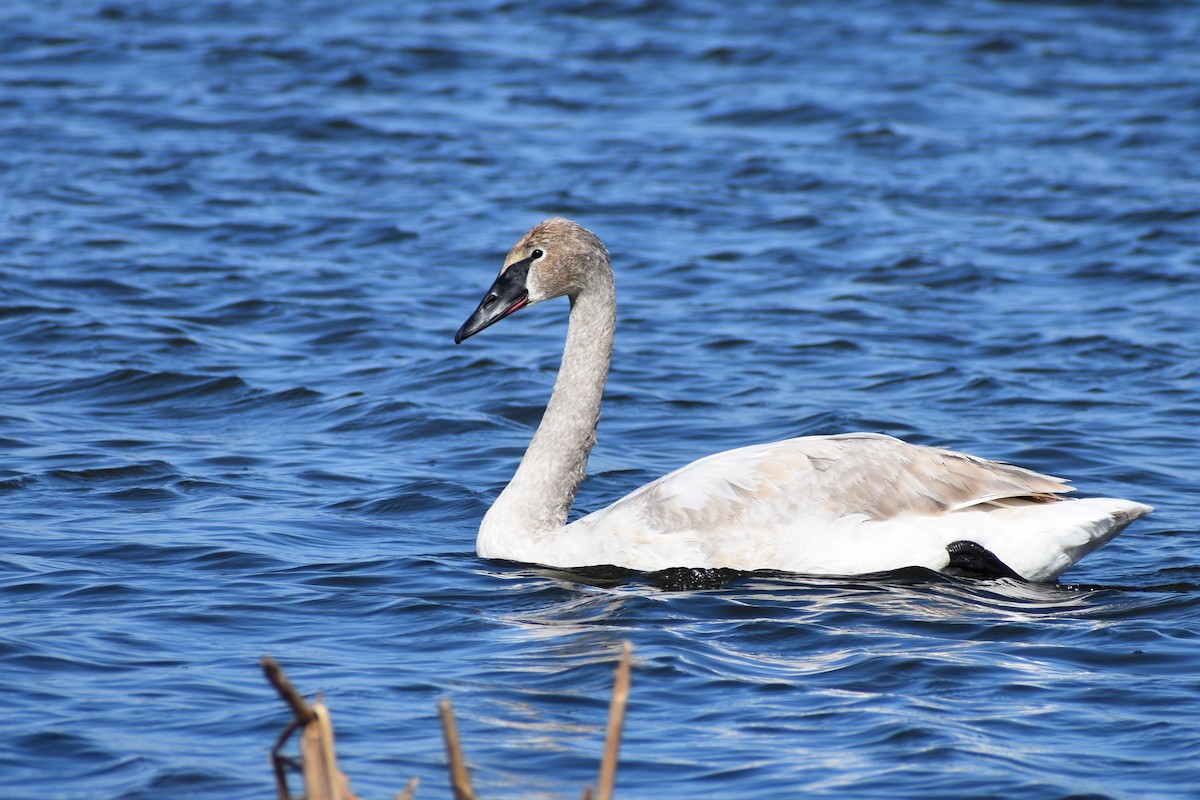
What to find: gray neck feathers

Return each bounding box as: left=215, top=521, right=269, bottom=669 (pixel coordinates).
left=481, top=267, right=616, bottom=538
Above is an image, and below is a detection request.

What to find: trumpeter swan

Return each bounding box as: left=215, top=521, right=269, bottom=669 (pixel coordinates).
left=454, top=218, right=1150, bottom=581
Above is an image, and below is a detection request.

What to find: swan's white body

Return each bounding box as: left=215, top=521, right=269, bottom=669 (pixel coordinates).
left=456, top=218, right=1150, bottom=582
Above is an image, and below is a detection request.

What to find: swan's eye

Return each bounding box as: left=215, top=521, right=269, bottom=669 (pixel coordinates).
left=530, top=248, right=544, bottom=259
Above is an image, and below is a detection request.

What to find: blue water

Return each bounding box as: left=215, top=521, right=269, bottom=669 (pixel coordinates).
left=3, top=1, right=1199, bottom=797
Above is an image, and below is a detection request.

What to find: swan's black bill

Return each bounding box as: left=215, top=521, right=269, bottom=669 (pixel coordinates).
left=455, top=256, right=534, bottom=344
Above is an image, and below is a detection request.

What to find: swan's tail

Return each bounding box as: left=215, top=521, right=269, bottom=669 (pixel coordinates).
left=991, top=497, right=1153, bottom=582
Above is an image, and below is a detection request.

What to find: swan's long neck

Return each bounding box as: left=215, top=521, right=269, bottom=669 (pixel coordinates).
left=479, top=277, right=615, bottom=550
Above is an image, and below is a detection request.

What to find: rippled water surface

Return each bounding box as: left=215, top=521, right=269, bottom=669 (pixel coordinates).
left=3, top=1, right=1199, bottom=797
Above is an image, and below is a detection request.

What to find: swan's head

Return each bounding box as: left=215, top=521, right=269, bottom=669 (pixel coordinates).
left=455, top=217, right=609, bottom=344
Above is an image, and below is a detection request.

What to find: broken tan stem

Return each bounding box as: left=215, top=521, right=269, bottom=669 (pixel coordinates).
left=596, top=641, right=633, bottom=800
left=262, top=656, right=315, bottom=725
left=395, top=776, right=420, bottom=800
left=439, top=698, right=477, bottom=800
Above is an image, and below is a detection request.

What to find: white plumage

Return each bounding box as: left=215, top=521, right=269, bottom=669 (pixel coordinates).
left=455, top=218, right=1150, bottom=582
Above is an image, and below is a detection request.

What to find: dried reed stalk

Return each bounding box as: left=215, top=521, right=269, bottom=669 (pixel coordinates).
left=438, top=698, right=478, bottom=800
left=262, top=656, right=361, bottom=800
left=594, top=641, right=634, bottom=800
left=395, top=776, right=420, bottom=800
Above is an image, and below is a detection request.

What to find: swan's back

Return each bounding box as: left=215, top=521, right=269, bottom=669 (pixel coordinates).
left=622, top=432, right=1068, bottom=524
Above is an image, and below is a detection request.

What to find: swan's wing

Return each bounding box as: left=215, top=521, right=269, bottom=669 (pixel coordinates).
left=599, top=432, right=1071, bottom=532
